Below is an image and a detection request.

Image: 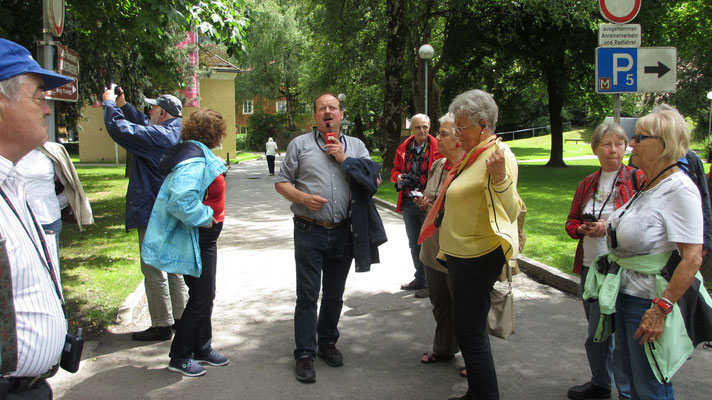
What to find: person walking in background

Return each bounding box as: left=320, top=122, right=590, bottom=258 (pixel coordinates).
left=0, top=38, right=74, bottom=399
left=391, top=113, right=441, bottom=298
left=141, top=109, right=229, bottom=378
left=265, top=137, right=280, bottom=175
left=103, top=88, right=188, bottom=342
left=275, top=93, right=385, bottom=383
left=416, top=113, right=465, bottom=372
left=565, top=123, right=640, bottom=400
left=584, top=107, right=712, bottom=400
left=420, top=89, right=522, bottom=400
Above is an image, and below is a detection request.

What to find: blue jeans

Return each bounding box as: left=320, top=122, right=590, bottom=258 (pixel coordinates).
left=293, top=217, right=352, bottom=359
left=615, top=293, right=675, bottom=400
left=581, top=266, right=630, bottom=398
left=41, top=218, right=62, bottom=258
left=402, top=197, right=426, bottom=286
left=169, top=222, right=222, bottom=360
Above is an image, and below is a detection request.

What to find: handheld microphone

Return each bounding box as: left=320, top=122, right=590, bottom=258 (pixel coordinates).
left=325, top=122, right=336, bottom=144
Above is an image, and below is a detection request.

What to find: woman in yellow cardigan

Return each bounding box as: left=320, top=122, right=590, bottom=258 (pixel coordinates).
left=440, top=89, right=522, bottom=400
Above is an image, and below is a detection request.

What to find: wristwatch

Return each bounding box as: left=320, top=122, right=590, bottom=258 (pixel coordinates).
left=652, top=297, right=674, bottom=315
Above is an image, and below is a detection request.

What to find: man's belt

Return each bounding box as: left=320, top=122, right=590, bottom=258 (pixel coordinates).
left=296, top=215, right=347, bottom=229
left=0, top=376, right=46, bottom=393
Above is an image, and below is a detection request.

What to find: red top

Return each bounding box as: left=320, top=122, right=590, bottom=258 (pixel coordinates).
left=203, top=173, right=226, bottom=223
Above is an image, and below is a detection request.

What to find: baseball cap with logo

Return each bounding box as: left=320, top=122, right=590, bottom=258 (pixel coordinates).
left=0, top=39, right=73, bottom=90
left=145, top=94, right=183, bottom=118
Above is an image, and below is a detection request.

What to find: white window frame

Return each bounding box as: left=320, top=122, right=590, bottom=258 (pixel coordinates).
left=242, top=100, right=253, bottom=115
left=240, top=126, right=250, bottom=135
left=276, top=100, right=287, bottom=113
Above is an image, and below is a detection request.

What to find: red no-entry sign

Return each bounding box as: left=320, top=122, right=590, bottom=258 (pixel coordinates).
left=599, top=0, right=641, bottom=24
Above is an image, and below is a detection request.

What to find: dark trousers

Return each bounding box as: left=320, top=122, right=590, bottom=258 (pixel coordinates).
left=447, top=247, right=505, bottom=400
left=424, top=265, right=458, bottom=356
left=0, top=378, right=52, bottom=399
left=266, top=155, right=276, bottom=174
left=169, top=222, right=222, bottom=360
left=402, top=197, right=427, bottom=286
left=293, top=217, right=352, bottom=359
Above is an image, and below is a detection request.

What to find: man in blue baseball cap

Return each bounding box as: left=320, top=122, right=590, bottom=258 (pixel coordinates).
left=102, top=84, right=187, bottom=342
left=0, top=38, right=73, bottom=399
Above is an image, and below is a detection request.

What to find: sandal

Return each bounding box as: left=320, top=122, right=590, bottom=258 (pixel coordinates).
left=459, top=367, right=467, bottom=378
left=421, top=352, right=455, bottom=364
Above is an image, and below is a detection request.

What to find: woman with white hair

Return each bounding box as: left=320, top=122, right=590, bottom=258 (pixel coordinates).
left=584, top=106, right=712, bottom=399
left=417, top=113, right=466, bottom=370
left=265, top=137, right=280, bottom=175
left=421, top=89, right=523, bottom=400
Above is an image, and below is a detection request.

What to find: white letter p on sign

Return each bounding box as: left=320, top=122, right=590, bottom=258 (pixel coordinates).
left=613, top=54, right=634, bottom=85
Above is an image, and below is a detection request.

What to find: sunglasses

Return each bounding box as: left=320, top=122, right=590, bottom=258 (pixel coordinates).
left=632, top=134, right=660, bottom=142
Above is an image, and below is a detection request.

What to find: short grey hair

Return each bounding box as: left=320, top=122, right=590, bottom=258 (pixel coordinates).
left=591, top=123, right=627, bottom=151
left=439, top=112, right=455, bottom=125
left=410, top=113, right=430, bottom=126
left=448, top=89, right=498, bottom=132
left=0, top=74, right=27, bottom=100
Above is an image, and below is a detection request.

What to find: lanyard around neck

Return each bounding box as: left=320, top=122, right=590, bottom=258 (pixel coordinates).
left=0, top=186, right=65, bottom=312
left=592, top=166, right=622, bottom=220
left=616, top=163, right=677, bottom=222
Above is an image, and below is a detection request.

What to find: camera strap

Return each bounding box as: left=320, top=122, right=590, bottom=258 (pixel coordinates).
left=591, top=165, right=622, bottom=220
left=0, top=186, right=66, bottom=316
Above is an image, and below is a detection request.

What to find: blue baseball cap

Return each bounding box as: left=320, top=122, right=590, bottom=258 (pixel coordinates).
left=0, top=39, right=73, bottom=90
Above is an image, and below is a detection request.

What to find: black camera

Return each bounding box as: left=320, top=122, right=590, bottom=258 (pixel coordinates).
left=60, top=328, right=84, bottom=373
left=582, top=213, right=598, bottom=222
left=395, top=172, right=418, bottom=192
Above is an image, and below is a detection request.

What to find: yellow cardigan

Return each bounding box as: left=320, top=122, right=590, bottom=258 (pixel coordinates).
left=438, top=138, right=522, bottom=279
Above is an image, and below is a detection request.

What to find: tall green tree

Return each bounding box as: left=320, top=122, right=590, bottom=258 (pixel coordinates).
left=0, top=0, right=250, bottom=128
left=441, top=0, right=598, bottom=167
left=236, top=0, right=306, bottom=132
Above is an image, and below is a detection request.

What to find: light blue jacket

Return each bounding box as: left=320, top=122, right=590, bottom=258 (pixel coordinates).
left=141, top=140, right=227, bottom=277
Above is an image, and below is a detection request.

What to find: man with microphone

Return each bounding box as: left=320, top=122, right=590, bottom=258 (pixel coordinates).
left=275, top=93, right=384, bottom=383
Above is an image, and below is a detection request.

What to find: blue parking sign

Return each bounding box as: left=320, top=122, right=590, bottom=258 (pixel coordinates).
left=596, top=48, right=637, bottom=93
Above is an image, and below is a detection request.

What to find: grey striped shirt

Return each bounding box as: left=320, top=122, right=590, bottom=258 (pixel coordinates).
left=0, top=156, right=66, bottom=377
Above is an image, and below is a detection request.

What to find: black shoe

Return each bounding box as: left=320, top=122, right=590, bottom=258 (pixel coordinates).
left=132, top=326, right=173, bottom=341
left=317, top=342, right=344, bottom=367
left=401, top=279, right=426, bottom=290
left=295, top=356, right=316, bottom=383
left=567, top=382, right=612, bottom=399
left=414, top=288, right=429, bottom=298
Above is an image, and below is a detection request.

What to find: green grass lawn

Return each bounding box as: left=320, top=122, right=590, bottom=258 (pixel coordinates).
left=60, top=166, right=143, bottom=336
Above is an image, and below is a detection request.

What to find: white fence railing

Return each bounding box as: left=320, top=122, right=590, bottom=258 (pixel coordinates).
left=498, top=122, right=572, bottom=141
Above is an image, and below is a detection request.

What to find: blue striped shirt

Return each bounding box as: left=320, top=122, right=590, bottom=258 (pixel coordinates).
left=0, top=156, right=66, bottom=377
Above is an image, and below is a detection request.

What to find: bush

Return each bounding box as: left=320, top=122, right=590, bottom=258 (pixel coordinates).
left=245, top=111, right=289, bottom=150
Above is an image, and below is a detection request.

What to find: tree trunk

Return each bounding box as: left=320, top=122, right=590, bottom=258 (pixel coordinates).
left=354, top=115, right=371, bottom=151
left=544, top=58, right=567, bottom=168
left=286, top=92, right=298, bottom=132
left=381, top=0, right=408, bottom=179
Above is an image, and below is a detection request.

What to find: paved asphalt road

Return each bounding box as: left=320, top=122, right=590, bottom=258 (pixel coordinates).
left=50, top=157, right=712, bottom=399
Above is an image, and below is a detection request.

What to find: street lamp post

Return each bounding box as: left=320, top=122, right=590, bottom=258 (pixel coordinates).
left=418, top=44, right=434, bottom=116
left=707, top=91, right=712, bottom=141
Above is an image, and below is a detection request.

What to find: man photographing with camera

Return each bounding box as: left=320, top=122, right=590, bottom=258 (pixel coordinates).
left=102, top=86, right=188, bottom=342
left=391, top=113, right=441, bottom=298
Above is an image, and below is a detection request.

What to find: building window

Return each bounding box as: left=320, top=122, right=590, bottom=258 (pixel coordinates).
left=242, top=100, right=253, bottom=115
left=276, top=100, right=287, bottom=113
left=240, top=126, right=250, bottom=135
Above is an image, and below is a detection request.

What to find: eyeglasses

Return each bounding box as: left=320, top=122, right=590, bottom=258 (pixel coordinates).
left=452, top=124, right=470, bottom=136
left=632, top=134, right=660, bottom=142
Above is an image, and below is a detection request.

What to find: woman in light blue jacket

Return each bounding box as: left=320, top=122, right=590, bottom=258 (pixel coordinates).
left=142, top=109, right=228, bottom=377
